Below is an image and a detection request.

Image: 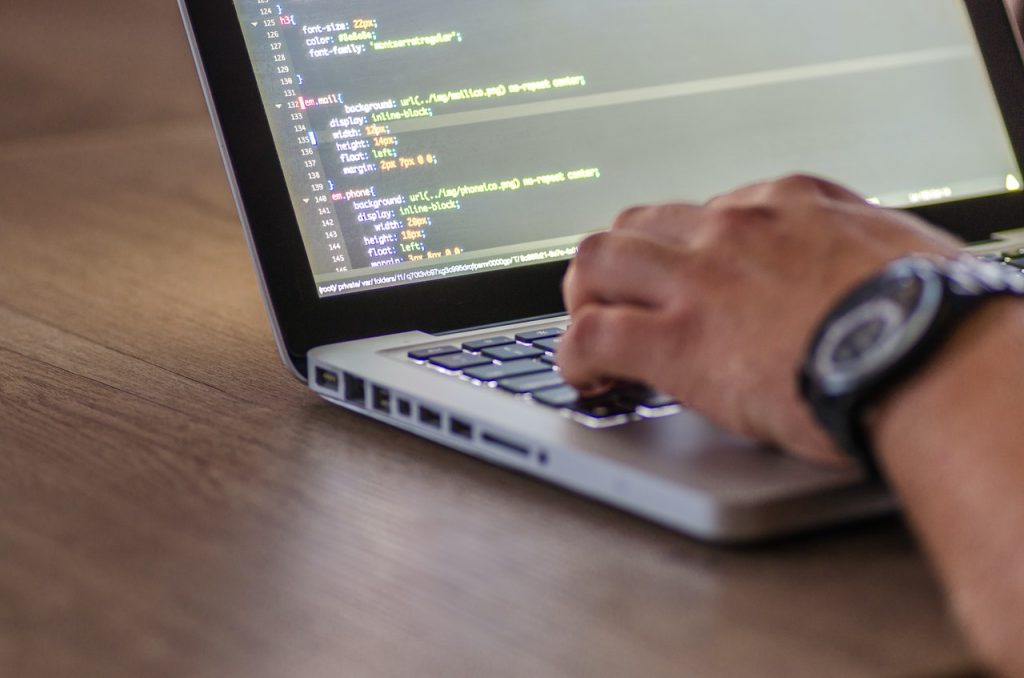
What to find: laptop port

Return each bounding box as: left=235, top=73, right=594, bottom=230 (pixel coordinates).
left=482, top=432, right=530, bottom=457
left=372, top=385, right=391, bottom=413
left=315, top=367, right=339, bottom=392
left=419, top=406, right=442, bottom=428
left=397, top=398, right=412, bottom=417
left=343, top=373, right=366, bottom=405
left=450, top=418, right=473, bottom=440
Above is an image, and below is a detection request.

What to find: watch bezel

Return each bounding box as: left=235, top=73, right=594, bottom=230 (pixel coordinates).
left=810, top=259, right=946, bottom=398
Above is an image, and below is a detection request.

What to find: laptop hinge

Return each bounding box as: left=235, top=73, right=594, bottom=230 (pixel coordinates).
left=966, top=227, right=1024, bottom=254
left=433, top=311, right=567, bottom=337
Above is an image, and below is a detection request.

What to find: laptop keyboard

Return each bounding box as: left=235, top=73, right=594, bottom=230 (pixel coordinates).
left=978, top=248, right=1024, bottom=269
left=406, top=249, right=1024, bottom=429
left=408, top=327, right=681, bottom=428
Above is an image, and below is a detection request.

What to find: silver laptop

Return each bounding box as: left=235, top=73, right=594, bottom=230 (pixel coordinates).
left=178, top=0, right=1024, bottom=541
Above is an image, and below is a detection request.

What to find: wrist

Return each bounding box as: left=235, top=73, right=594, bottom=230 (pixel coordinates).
left=800, top=256, right=1024, bottom=478
left=869, top=297, right=1024, bottom=476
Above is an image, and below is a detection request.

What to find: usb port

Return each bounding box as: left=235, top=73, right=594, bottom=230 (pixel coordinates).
left=397, top=398, right=412, bottom=417
left=343, top=373, right=366, bottom=405
left=315, top=367, right=339, bottom=391
left=372, top=385, right=391, bottom=413
left=419, top=406, right=442, bottom=428
left=450, top=418, right=473, bottom=440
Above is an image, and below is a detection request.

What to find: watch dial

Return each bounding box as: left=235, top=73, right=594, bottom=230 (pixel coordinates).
left=814, top=264, right=941, bottom=395
left=832, top=311, right=896, bottom=367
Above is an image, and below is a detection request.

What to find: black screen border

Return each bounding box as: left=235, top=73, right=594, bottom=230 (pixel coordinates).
left=179, top=0, right=1024, bottom=375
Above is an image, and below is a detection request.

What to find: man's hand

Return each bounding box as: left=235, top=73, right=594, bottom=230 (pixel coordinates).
left=558, top=175, right=961, bottom=465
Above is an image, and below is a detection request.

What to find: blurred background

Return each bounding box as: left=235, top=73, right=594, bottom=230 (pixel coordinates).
left=0, top=3, right=1020, bottom=677
left=1, top=2, right=207, bottom=143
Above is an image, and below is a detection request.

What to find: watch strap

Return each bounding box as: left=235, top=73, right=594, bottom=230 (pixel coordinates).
left=801, top=256, right=1024, bottom=480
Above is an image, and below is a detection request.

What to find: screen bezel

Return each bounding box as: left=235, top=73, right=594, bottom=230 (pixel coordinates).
left=180, top=0, right=1024, bottom=375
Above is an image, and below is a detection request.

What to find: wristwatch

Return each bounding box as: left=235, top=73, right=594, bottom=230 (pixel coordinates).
left=799, top=255, right=1024, bottom=479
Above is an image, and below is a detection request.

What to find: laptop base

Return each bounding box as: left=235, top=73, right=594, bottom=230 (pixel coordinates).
left=309, top=318, right=896, bottom=543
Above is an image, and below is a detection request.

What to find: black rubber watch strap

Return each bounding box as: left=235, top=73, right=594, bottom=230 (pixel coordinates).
left=800, top=256, right=1024, bottom=480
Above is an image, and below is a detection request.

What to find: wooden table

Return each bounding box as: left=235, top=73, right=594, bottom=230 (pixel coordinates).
left=0, top=3, right=984, bottom=677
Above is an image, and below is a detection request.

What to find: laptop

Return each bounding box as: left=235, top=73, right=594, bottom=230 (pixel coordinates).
left=178, top=0, right=1024, bottom=542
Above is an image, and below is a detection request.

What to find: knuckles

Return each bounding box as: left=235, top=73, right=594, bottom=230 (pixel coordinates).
left=768, top=173, right=834, bottom=200
left=566, top=305, right=608, bottom=356
left=659, top=292, right=701, bottom=339
left=701, top=204, right=777, bottom=246
left=565, top=306, right=633, bottom=360
left=574, top=230, right=653, bottom=275
left=611, top=205, right=651, bottom=231
left=574, top=231, right=610, bottom=263
left=570, top=233, right=611, bottom=291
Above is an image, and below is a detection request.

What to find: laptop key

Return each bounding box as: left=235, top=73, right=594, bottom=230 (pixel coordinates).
left=499, top=371, right=565, bottom=395
left=571, top=397, right=635, bottom=420
left=532, top=385, right=635, bottom=420
left=616, top=384, right=679, bottom=410
left=515, top=327, right=564, bottom=344
left=532, top=337, right=562, bottom=353
left=463, top=336, right=515, bottom=352
left=430, top=352, right=494, bottom=371
left=540, top=354, right=558, bottom=365
left=1005, top=257, right=1024, bottom=270
left=409, top=345, right=462, bottom=361
left=531, top=384, right=581, bottom=408
left=464, top=359, right=551, bottom=383
left=483, top=344, right=545, bottom=362
left=634, top=392, right=679, bottom=409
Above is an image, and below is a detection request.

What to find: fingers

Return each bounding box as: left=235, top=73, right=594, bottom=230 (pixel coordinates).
left=610, top=202, right=704, bottom=245
left=707, top=174, right=867, bottom=209
left=557, top=303, right=684, bottom=391
left=775, top=174, right=867, bottom=204
left=563, top=231, right=686, bottom=314
left=603, top=173, right=863, bottom=250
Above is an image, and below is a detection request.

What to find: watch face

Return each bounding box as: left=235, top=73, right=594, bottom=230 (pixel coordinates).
left=813, top=261, right=944, bottom=396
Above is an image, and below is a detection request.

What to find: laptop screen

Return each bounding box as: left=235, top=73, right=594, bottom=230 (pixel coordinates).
left=232, top=1, right=1022, bottom=299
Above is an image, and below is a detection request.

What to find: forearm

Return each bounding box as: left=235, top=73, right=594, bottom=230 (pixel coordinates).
left=873, top=298, right=1024, bottom=675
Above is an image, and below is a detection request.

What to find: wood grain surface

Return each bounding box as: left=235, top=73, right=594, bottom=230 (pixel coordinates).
left=0, top=3, right=990, bottom=677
